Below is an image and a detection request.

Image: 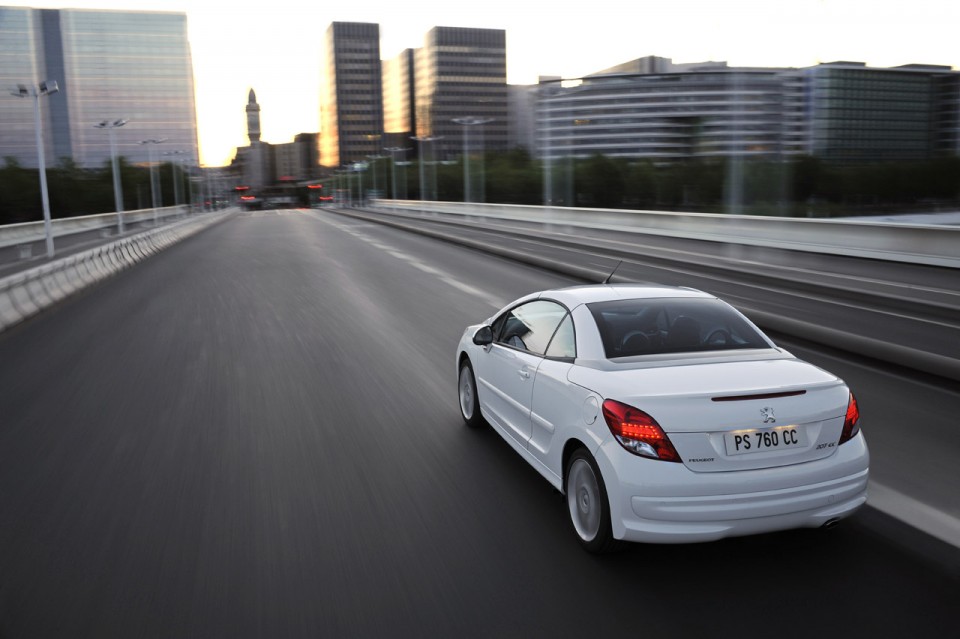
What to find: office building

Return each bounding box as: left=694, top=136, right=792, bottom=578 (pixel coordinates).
left=537, top=56, right=801, bottom=163
left=0, top=6, right=199, bottom=169
left=273, top=134, right=320, bottom=182
left=320, top=22, right=383, bottom=168
left=382, top=48, right=416, bottom=150
left=535, top=55, right=960, bottom=165
left=508, top=82, right=544, bottom=154
left=805, top=62, right=960, bottom=162
left=415, top=27, right=508, bottom=160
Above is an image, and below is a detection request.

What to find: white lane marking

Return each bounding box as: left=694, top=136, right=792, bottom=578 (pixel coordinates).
left=303, top=210, right=505, bottom=309
left=411, top=262, right=442, bottom=276
left=869, top=481, right=960, bottom=549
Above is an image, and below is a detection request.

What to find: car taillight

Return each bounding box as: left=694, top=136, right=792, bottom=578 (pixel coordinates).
left=838, top=392, right=860, bottom=445
left=601, top=399, right=681, bottom=462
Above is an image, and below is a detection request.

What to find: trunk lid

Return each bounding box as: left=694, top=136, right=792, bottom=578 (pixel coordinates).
left=569, top=357, right=849, bottom=472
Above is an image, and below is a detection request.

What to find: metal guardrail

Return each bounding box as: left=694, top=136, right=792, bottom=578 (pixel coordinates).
left=0, top=209, right=234, bottom=333
left=337, top=205, right=960, bottom=383
left=377, top=201, right=960, bottom=269
left=0, top=206, right=191, bottom=249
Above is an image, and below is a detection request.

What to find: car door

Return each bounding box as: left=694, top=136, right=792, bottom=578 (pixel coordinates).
left=475, top=300, right=568, bottom=448
left=528, top=312, right=578, bottom=470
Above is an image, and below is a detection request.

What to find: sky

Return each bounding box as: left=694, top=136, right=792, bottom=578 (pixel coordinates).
left=7, top=1, right=960, bottom=166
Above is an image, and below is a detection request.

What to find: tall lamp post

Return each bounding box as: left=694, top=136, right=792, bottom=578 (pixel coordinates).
left=139, top=138, right=166, bottom=224
left=411, top=135, right=442, bottom=202
left=367, top=155, right=385, bottom=203
left=95, top=118, right=128, bottom=234
left=10, top=81, right=59, bottom=258
left=163, top=150, right=185, bottom=209
left=384, top=147, right=410, bottom=206
left=452, top=117, right=493, bottom=204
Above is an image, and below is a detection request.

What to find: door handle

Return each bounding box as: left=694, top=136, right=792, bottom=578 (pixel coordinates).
left=517, top=369, right=531, bottom=379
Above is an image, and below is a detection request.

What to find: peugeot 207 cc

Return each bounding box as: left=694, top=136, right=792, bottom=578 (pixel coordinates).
left=456, top=284, right=869, bottom=553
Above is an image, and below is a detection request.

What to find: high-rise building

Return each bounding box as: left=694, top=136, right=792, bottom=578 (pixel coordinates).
left=415, top=27, right=507, bottom=160
left=320, top=22, right=383, bottom=168
left=382, top=48, right=416, bottom=150
left=0, top=6, right=199, bottom=169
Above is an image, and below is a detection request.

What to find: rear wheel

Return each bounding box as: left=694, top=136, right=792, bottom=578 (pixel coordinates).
left=566, top=448, right=619, bottom=553
left=458, top=361, right=485, bottom=428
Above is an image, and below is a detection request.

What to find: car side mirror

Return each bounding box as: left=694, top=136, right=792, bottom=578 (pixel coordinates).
left=473, top=326, right=494, bottom=346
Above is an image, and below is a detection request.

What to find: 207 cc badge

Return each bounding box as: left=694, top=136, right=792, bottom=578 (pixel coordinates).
left=761, top=407, right=776, bottom=423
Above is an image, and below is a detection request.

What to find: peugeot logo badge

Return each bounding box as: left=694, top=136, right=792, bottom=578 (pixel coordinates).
left=761, top=407, right=776, bottom=424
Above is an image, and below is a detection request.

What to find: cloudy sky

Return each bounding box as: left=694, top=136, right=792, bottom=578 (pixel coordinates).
left=8, top=0, right=959, bottom=165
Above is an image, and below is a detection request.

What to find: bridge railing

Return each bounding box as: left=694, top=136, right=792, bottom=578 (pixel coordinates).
left=0, top=206, right=193, bottom=249
left=374, top=201, right=960, bottom=269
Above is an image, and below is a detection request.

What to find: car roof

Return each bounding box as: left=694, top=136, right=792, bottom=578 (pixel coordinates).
left=537, top=284, right=715, bottom=307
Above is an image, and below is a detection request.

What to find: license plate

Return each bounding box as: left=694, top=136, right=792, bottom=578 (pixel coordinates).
left=724, top=426, right=807, bottom=456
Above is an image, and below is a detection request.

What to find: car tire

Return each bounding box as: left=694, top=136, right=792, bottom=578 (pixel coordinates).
left=458, top=361, right=486, bottom=428
left=566, top=448, right=620, bottom=553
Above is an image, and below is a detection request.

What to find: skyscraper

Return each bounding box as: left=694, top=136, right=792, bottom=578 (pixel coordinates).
left=415, top=27, right=507, bottom=159
left=0, top=6, right=199, bottom=169
left=320, top=22, right=384, bottom=168
left=382, top=48, right=416, bottom=150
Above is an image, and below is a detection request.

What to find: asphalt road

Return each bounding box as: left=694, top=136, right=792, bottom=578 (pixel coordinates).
left=0, top=209, right=956, bottom=638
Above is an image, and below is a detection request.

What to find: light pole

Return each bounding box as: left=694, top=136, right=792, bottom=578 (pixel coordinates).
left=139, top=138, right=166, bottom=224
left=184, top=160, right=195, bottom=212
left=384, top=147, right=410, bottom=206
left=163, top=150, right=185, bottom=209
left=411, top=135, right=441, bottom=202
left=95, top=118, right=128, bottom=234
left=11, top=81, right=59, bottom=258
left=452, top=117, right=493, bottom=204
left=367, top=155, right=385, bottom=203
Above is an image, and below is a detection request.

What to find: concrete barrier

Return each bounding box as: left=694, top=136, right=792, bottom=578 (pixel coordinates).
left=0, top=209, right=234, bottom=334
left=377, top=200, right=960, bottom=269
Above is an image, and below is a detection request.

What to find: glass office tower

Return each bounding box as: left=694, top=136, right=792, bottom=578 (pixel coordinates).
left=806, top=62, right=952, bottom=163
left=320, top=22, right=384, bottom=168
left=415, top=27, right=507, bottom=160
left=0, top=7, right=199, bottom=169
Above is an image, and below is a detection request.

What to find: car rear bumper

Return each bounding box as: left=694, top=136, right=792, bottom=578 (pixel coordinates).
left=595, top=433, right=869, bottom=544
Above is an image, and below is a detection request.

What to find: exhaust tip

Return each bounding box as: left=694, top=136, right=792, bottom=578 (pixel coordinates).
left=822, top=518, right=840, bottom=530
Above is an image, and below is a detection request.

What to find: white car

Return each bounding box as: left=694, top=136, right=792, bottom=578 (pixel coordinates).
left=456, top=284, right=869, bottom=552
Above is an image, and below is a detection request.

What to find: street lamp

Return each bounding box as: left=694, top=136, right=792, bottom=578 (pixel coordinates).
left=95, top=118, right=128, bottom=234
left=139, top=138, right=166, bottom=224
left=367, top=154, right=385, bottom=202
left=411, top=135, right=442, bottom=202
left=163, top=150, right=185, bottom=209
left=384, top=147, right=410, bottom=206
left=10, top=80, right=59, bottom=258
left=452, top=117, right=493, bottom=204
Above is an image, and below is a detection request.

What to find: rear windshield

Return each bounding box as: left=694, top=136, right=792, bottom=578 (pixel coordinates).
left=587, top=297, right=770, bottom=359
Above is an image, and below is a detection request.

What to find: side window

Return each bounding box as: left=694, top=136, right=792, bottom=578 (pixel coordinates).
left=545, top=314, right=576, bottom=359
left=495, top=300, right=568, bottom=355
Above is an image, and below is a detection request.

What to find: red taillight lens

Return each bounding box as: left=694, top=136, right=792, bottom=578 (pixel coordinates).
left=839, top=392, right=860, bottom=445
left=601, top=399, right=681, bottom=462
